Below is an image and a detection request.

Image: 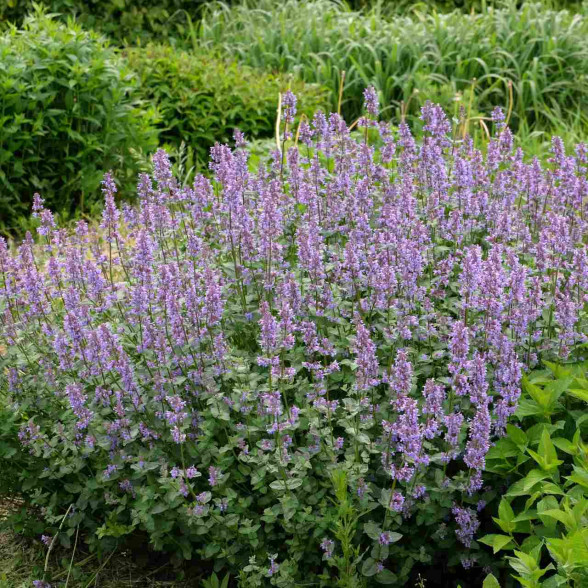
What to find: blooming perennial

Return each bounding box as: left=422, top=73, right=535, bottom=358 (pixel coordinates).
left=1, top=88, right=587, bottom=584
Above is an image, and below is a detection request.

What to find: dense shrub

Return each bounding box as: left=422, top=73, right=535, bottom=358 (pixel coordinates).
left=0, top=0, right=210, bottom=43
left=1, top=93, right=587, bottom=586
left=0, top=11, right=157, bottom=235
left=200, top=0, right=588, bottom=143
left=482, top=362, right=588, bottom=587
left=126, top=45, right=328, bottom=168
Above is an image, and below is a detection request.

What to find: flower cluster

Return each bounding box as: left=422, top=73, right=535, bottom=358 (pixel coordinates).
left=1, top=88, right=586, bottom=584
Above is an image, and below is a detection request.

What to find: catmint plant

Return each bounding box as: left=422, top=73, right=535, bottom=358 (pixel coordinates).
left=1, top=86, right=587, bottom=586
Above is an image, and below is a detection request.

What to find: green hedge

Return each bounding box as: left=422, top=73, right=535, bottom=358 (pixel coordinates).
left=0, top=11, right=158, bottom=235
left=127, top=44, right=328, bottom=167
left=0, top=0, right=211, bottom=44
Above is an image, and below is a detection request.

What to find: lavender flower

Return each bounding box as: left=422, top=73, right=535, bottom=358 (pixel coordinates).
left=320, top=538, right=334, bottom=558
left=363, top=85, right=379, bottom=117
left=208, top=466, right=222, bottom=487
left=267, top=555, right=279, bottom=577
left=282, top=91, right=297, bottom=126
left=452, top=505, right=480, bottom=547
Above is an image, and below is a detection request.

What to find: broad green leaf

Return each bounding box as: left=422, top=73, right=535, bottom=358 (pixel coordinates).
left=522, top=375, right=554, bottom=411
left=508, top=550, right=538, bottom=574
left=571, top=377, right=588, bottom=390
left=482, top=573, right=501, bottom=588
left=571, top=498, right=588, bottom=525
left=567, top=388, right=588, bottom=403
left=540, top=508, right=577, bottom=532
left=269, top=478, right=302, bottom=491
left=538, top=496, right=560, bottom=533
left=363, top=521, right=381, bottom=541
left=515, top=398, right=544, bottom=418
left=480, top=534, right=514, bottom=553
left=361, top=557, right=379, bottom=577
left=540, top=482, right=565, bottom=496
left=567, top=466, right=588, bottom=489
left=375, top=569, right=398, bottom=584
left=493, top=534, right=516, bottom=553
left=507, top=424, right=528, bottom=448
left=507, top=470, right=547, bottom=497
left=494, top=499, right=516, bottom=533
left=513, top=510, right=537, bottom=523
left=541, top=574, right=570, bottom=588
left=499, top=498, right=515, bottom=523
left=539, top=429, right=559, bottom=466
left=552, top=437, right=577, bottom=455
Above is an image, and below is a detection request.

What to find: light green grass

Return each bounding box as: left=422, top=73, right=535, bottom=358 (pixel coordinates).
left=199, top=0, right=588, bottom=149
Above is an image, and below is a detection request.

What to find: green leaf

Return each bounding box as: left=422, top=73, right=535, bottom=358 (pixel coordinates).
left=151, top=503, right=168, bottom=515
left=538, top=496, right=560, bottom=533
left=375, top=569, right=398, bottom=584
left=361, top=557, right=379, bottom=577
left=482, top=573, right=501, bottom=588
left=522, top=375, right=551, bottom=409
left=506, top=424, right=527, bottom=448
left=539, top=429, right=559, bottom=466
left=512, top=510, right=537, bottom=523
left=269, top=478, right=302, bottom=491
left=63, top=482, right=83, bottom=494
left=499, top=498, right=515, bottom=523
left=506, top=470, right=548, bottom=497
left=540, top=509, right=577, bottom=532
left=364, top=522, right=381, bottom=541
left=515, top=399, right=544, bottom=418
left=483, top=534, right=515, bottom=553
left=546, top=435, right=575, bottom=455
left=567, top=388, right=588, bottom=403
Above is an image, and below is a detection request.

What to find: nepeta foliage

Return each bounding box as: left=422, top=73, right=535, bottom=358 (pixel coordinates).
left=1, top=90, right=587, bottom=586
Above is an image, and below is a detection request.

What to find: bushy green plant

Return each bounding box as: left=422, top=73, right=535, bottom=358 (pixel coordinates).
left=0, top=10, right=158, bottom=235
left=126, top=44, right=328, bottom=168
left=200, top=0, right=588, bottom=143
left=0, top=0, right=210, bottom=44
left=482, top=361, right=588, bottom=587
left=2, top=96, right=587, bottom=586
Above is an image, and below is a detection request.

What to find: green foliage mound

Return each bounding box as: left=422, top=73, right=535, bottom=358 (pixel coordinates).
left=0, top=0, right=209, bottom=44
left=0, top=11, right=157, bottom=235
left=483, top=362, right=588, bottom=586
left=127, top=45, right=328, bottom=168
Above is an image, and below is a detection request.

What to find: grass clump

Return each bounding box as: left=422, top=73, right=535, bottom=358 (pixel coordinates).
left=200, top=0, right=588, bottom=144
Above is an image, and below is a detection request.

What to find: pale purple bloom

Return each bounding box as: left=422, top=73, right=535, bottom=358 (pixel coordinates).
left=390, top=492, right=405, bottom=512
left=320, top=538, right=334, bottom=558
left=208, top=466, right=221, bottom=487
left=452, top=505, right=480, bottom=547
left=363, top=85, right=379, bottom=117
left=267, top=555, right=279, bottom=577
left=282, top=91, right=297, bottom=126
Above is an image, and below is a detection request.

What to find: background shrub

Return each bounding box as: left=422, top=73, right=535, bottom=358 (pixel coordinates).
left=127, top=45, right=328, bottom=168
left=0, top=11, right=157, bottom=235
left=0, top=0, right=211, bottom=44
